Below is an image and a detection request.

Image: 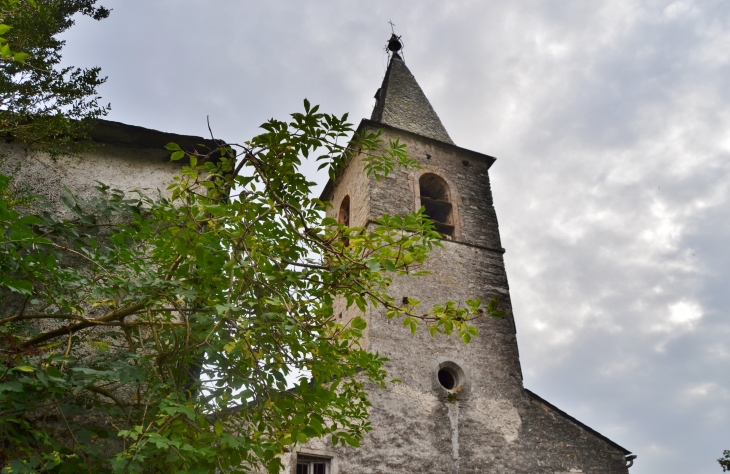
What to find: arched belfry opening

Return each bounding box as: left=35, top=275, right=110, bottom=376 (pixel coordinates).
left=419, top=173, right=454, bottom=236
left=338, top=195, right=350, bottom=226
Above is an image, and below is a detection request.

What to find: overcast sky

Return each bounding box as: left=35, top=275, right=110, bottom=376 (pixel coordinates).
left=61, top=1, right=730, bottom=472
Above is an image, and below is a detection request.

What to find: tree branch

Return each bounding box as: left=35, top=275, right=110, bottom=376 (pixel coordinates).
left=22, top=301, right=149, bottom=348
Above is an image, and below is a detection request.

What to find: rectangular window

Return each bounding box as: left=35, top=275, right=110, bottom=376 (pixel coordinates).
left=296, top=455, right=330, bottom=474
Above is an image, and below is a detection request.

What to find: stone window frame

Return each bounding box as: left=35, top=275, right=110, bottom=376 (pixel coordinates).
left=431, top=357, right=471, bottom=400
left=337, top=195, right=350, bottom=226
left=408, top=166, right=463, bottom=241
left=290, top=449, right=335, bottom=474
left=295, top=454, right=331, bottom=474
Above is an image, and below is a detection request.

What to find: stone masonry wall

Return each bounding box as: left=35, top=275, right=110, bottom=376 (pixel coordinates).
left=324, top=152, right=374, bottom=342
left=326, top=151, right=371, bottom=230
left=0, top=141, right=183, bottom=209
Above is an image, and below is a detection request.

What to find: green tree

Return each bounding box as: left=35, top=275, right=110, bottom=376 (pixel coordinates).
left=0, top=0, right=110, bottom=157
left=720, top=450, right=730, bottom=471
left=0, top=102, right=503, bottom=473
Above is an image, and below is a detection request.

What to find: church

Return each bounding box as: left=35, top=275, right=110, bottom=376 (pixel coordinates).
left=0, top=35, right=636, bottom=474
left=289, top=35, right=635, bottom=473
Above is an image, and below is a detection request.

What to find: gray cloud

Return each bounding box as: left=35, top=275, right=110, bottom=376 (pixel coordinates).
left=61, top=1, right=730, bottom=472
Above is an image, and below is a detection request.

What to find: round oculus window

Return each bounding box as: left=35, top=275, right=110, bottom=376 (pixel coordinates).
left=437, top=368, right=457, bottom=390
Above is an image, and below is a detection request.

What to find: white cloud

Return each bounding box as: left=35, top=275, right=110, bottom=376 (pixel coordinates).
left=662, top=1, right=698, bottom=21
left=706, top=343, right=730, bottom=360
left=668, top=300, right=704, bottom=327
left=680, top=382, right=730, bottom=405
left=640, top=200, right=683, bottom=252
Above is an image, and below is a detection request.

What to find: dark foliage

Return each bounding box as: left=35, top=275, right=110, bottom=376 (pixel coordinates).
left=0, top=0, right=110, bottom=156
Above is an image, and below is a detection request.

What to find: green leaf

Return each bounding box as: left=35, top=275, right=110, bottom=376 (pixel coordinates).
left=2, top=277, right=33, bottom=295
left=0, top=24, right=12, bottom=35
left=165, top=142, right=181, bottom=151
left=487, top=297, right=497, bottom=311
left=170, top=150, right=185, bottom=161
left=12, top=366, right=35, bottom=373
left=18, top=215, right=42, bottom=225
left=0, top=381, right=23, bottom=392
left=351, top=316, right=367, bottom=331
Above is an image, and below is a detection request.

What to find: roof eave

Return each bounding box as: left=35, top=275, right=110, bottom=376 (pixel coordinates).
left=320, top=118, right=497, bottom=201
left=90, top=119, right=223, bottom=152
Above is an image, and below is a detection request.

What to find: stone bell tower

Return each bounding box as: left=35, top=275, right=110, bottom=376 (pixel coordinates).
left=296, top=36, right=635, bottom=474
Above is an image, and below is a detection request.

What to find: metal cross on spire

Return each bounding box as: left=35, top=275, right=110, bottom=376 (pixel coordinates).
left=386, top=21, right=402, bottom=53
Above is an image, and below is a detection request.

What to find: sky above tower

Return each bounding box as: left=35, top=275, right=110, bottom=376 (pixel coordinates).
left=59, top=2, right=730, bottom=473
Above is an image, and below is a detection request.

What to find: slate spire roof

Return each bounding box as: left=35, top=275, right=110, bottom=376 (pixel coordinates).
left=370, top=52, right=454, bottom=145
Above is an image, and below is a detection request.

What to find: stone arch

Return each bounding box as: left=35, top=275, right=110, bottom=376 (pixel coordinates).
left=419, top=173, right=453, bottom=236
left=338, top=195, right=350, bottom=226
left=409, top=167, right=463, bottom=240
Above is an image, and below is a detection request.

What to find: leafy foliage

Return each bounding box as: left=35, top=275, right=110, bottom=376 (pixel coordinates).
left=0, top=102, right=504, bottom=473
left=720, top=450, right=730, bottom=472
left=0, top=0, right=110, bottom=157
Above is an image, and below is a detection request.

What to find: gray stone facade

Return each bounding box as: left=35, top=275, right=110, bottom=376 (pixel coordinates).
left=301, top=54, right=634, bottom=473
left=0, top=120, right=219, bottom=214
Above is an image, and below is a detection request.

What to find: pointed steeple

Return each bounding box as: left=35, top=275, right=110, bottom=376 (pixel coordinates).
left=371, top=51, right=454, bottom=145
